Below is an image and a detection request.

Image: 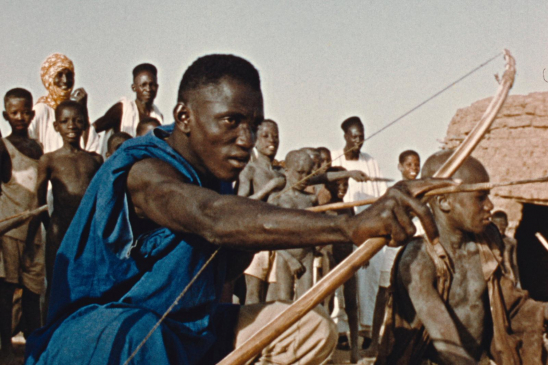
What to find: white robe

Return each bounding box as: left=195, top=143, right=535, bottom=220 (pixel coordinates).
left=30, top=103, right=101, bottom=154
left=98, top=97, right=164, bottom=157
left=332, top=150, right=388, bottom=334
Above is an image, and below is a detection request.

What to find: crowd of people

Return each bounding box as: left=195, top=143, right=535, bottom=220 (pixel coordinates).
left=0, top=52, right=544, bottom=365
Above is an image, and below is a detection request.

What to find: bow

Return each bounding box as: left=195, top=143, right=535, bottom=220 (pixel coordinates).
left=218, top=49, right=516, bottom=365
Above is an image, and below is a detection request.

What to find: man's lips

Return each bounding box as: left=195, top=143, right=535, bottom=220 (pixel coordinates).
left=228, top=155, right=250, bottom=169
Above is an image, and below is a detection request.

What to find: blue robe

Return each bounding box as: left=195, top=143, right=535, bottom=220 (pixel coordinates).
left=25, top=125, right=238, bottom=365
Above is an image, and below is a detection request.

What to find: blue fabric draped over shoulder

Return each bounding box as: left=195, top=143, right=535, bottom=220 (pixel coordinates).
left=25, top=124, right=238, bottom=365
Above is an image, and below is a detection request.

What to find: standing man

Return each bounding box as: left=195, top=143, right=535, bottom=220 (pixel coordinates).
left=332, top=116, right=388, bottom=348
left=93, top=63, right=163, bottom=156
left=26, top=55, right=442, bottom=365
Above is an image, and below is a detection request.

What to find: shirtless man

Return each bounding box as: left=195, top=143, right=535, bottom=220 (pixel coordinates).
left=26, top=54, right=444, bottom=365
left=267, top=150, right=317, bottom=302
left=238, top=119, right=284, bottom=304
left=377, top=151, right=548, bottom=365
left=27, top=100, right=103, bottom=316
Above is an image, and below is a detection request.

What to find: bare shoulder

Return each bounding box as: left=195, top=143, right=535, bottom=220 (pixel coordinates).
left=398, top=237, right=436, bottom=286
left=127, top=158, right=187, bottom=191
left=86, top=151, right=104, bottom=166
left=239, top=162, right=255, bottom=180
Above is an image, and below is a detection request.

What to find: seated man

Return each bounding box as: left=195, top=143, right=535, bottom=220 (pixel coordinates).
left=25, top=54, right=441, bottom=365
left=376, top=150, right=548, bottom=365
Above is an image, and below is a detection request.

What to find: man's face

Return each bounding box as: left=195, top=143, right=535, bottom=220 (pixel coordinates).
left=183, top=77, right=264, bottom=181
left=286, top=156, right=314, bottom=191
left=3, top=98, right=35, bottom=132
left=447, top=166, right=493, bottom=234
left=492, top=217, right=508, bottom=236
left=336, top=179, right=349, bottom=200
left=399, top=155, right=420, bottom=180
left=133, top=71, right=159, bottom=105
left=54, top=106, right=86, bottom=144
left=53, top=68, right=75, bottom=91
left=344, top=124, right=364, bottom=152
left=255, top=122, right=279, bottom=158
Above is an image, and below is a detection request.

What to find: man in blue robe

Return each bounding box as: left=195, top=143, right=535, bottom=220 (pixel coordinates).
left=25, top=54, right=442, bottom=365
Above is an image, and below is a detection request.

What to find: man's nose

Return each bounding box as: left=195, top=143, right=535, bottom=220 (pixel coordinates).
left=485, top=196, right=494, bottom=211
left=236, top=125, right=255, bottom=149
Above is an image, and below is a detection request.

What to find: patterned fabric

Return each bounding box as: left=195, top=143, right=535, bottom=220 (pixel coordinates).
left=36, top=53, right=75, bottom=109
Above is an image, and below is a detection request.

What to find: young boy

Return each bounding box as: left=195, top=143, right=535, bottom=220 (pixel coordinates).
left=136, top=117, right=161, bottom=137
left=492, top=210, right=520, bottom=287
left=266, top=150, right=317, bottom=302
left=398, top=149, right=420, bottom=180
left=0, top=88, right=44, bottom=362
left=105, top=131, right=132, bottom=158
left=27, top=100, right=103, bottom=317
left=377, top=151, right=548, bottom=364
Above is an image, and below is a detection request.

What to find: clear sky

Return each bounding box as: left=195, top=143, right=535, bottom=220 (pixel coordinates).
left=1, top=0, right=547, bottom=179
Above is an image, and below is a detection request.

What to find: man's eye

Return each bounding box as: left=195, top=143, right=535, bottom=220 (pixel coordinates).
left=224, top=117, right=238, bottom=126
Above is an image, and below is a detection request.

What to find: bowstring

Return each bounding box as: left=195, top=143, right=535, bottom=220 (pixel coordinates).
left=124, top=52, right=503, bottom=362
left=273, top=51, right=503, bottom=198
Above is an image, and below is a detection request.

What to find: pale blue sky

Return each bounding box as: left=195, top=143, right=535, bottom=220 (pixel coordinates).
left=1, top=0, right=547, bottom=179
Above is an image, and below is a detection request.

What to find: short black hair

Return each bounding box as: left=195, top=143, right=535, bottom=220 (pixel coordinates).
left=55, top=100, right=87, bottom=122
left=178, top=54, right=261, bottom=103
left=341, top=116, right=363, bottom=133
left=258, top=119, right=277, bottom=128
left=399, top=150, right=420, bottom=164
left=492, top=210, right=508, bottom=220
left=133, top=63, right=158, bottom=79
left=136, top=117, right=161, bottom=136
left=4, top=88, right=33, bottom=108
left=107, top=131, right=132, bottom=152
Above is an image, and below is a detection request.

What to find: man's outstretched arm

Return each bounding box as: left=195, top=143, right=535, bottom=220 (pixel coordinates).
left=127, top=158, right=443, bottom=251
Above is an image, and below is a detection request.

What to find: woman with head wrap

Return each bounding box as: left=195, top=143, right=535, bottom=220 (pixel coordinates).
left=29, top=53, right=100, bottom=153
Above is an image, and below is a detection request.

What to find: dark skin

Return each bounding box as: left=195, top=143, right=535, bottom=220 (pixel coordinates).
left=492, top=216, right=520, bottom=286
left=93, top=70, right=159, bottom=133
left=397, top=155, right=548, bottom=364
left=325, top=177, right=360, bottom=362
left=343, top=123, right=364, bottom=161
left=0, top=97, right=43, bottom=361
left=27, top=105, right=102, bottom=318
left=123, top=77, right=448, bottom=320
left=266, top=151, right=318, bottom=301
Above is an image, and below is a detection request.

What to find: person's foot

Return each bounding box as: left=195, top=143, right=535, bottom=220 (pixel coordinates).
left=337, top=334, right=350, bottom=350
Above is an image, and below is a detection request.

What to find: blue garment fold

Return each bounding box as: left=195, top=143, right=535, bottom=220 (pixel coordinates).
left=25, top=124, right=237, bottom=365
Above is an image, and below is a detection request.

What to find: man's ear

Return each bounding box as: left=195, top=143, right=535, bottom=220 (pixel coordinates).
left=397, top=163, right=404, bottom=172
left=131, top=83, right=136, bottom=92
left=2, top=112, right=8, bottom=122
left=53, top=121, right=59, bottom=132
left=173, top=102, right=191, bottom=133
left=437, top=194, right=451, bottom=213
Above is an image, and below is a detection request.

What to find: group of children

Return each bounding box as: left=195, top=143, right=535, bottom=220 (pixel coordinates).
left=0, top=55, right=164, bottom=363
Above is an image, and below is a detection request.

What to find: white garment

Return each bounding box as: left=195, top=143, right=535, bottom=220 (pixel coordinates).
left=30, top=103, right=101, bottom=154
left=98, top=97, right=164, bottom=157
left=332, top=150, right=387, bottom=333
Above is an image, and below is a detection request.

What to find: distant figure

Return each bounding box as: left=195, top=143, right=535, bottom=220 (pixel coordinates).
left=267, top=150, right=317, bottom=301
left=27, top=100, right=103, bottom=317
left=238, top=119, right=284, bottom=304
left=492, top=210, right=521, bottom=288
left=323, top=166, right=360, bottom=363
left=0, top=88, right=44, bottom=363
left=331, top=116, right=387, bottom=345
left=94, top=63, right=163, bottom=156
left=398, top=149, right=420, bottom=180
left=136, top=117, right=161, bottom=137
left=106, top=132, right=132, bottom=159
left=30, top=53, right=100, bottom=153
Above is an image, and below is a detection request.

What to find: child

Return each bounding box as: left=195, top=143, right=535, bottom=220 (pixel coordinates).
left=27, top=100, right=103, bottom=316
left=266, top=150, right=317, bottom=302
left=492, top=210, right=520, bottom=287
left=106, top=131, right=132, bottom=158
left=398, top=149, right=420, bottom=180
left=0, top=88, right=44, bottom=362
left=136, top=117, right=161, bottom=136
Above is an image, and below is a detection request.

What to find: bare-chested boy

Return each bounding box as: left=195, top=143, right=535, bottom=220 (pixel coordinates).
left=238, top=119, right=284, bottom=304
left=27, top=100, right=103, bottom=316
left=377, top=150, right=548, bottom=365
left=492, top=210, right=520, bottom=288
left=266, top=150, right=317, bottom=301
left=0, top=88, right=44, bottom=363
